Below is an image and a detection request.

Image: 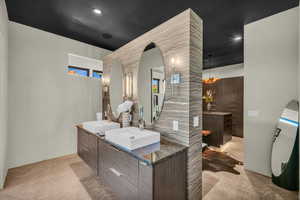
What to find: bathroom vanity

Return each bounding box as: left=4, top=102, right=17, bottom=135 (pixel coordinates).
left=94, top=15, right=203, bottom=199
left=77, top=125, right=187, bottom=200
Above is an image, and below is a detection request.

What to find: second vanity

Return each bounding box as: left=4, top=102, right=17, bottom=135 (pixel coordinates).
left=77, top=125, right=187, bottom=200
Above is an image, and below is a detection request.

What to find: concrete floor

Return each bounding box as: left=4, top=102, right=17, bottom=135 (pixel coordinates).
left=0, top=155, right=115, bottom=200
left=203, top=137, right=298, bottom=200
left=0, top=137, right=297, bottom=200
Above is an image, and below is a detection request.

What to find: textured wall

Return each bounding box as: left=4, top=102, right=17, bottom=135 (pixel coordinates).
left=103, top=9, right=203, bottom=200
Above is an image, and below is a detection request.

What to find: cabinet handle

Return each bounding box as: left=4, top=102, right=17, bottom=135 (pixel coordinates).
left=109, top=168, right=122, bottom=177
left=108, top=144, right=121, bottom=152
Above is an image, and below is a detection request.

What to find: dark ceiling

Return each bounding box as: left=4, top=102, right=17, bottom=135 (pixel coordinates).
left=5, top=0, right=299, bottom=69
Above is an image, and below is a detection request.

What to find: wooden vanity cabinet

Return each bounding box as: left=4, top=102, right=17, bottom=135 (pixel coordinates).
left=77, top=126, right=187, bottom=200
left=98, top=139, right=187, bottom=200
left=77, top=127, right=98, bottom=174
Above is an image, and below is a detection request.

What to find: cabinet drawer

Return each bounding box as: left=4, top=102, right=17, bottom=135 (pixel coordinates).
left=78, top=145, right=89, bottom=164
left=88, top=134, right=98, bottom=148
left=102, top=142, right=138, bottom=186
left=103, top=166, right=138, bottom=200
left=78, top=129, right=89, bottom=147
left=77, top=129, right=98, bottom=174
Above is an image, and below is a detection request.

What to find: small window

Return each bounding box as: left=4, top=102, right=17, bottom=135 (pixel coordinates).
left=92, top=70, right=103, bottom=79
left=68, top=66, right=89, bottom=77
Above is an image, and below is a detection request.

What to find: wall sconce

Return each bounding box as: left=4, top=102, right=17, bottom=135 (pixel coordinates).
left=102, top=77, right=110, bottom=94
left=170, top=57, right=181, bottom=97
left=124, top=72, right=133, bottom=98
left=170, top=57, right=181, bottom=84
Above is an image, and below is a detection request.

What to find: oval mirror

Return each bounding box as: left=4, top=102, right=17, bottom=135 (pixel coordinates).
left=109, top=59, right=124, bottom=118
left=138, top=43, right=165, bottom=126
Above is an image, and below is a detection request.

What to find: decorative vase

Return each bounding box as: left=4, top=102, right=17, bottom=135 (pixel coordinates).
left=122, top=112, right=131, bottom=128
left=207, top=103, right=212, bottom=111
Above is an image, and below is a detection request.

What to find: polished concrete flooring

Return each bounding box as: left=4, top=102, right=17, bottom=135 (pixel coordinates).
left=0, top=138, right=298, bottom=200
left=0, top=155, right=115, bottom=200
left=203, top=137, right=298, bottom=200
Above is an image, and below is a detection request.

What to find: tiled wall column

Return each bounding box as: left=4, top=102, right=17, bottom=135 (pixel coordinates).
left=103, top=9, right=203, bottom=200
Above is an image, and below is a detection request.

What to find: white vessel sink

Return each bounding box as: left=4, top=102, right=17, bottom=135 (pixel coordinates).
left=82, top=120, right=120, bottom=135
left=105, top=127, right=160, bottom=150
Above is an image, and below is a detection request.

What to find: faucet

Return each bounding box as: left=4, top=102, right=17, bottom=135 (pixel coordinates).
left=139, top=106, right=145, bottom=130
left=139, top=118, right=145, bottom=130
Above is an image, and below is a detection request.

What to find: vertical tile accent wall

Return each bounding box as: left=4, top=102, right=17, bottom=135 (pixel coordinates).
left=188, top=11, right=203, bottom=200
left=103, top=9, right=203, bottom=200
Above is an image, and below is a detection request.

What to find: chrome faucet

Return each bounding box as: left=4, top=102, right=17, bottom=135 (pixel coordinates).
left=139, top=118, right=145, bottom=130
left=139, top=106, right=145, bottom=130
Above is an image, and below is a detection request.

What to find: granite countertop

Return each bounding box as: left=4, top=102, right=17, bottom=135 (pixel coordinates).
left=203, top=111, right=232, bottom=115
left=76, top=125, right=187, bottom=166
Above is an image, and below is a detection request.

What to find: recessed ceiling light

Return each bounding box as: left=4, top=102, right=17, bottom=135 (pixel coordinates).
left=93, top=9, right=102, bottom=15
left=102, top=33, right=112, bottom=39
left=233, top=35, right=242, bottom=42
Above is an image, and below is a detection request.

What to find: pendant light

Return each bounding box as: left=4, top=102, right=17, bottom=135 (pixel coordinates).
left=203, top=54, right=219, bottom=84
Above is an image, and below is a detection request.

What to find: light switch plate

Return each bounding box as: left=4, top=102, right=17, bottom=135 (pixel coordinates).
left=173, top=120, right=179, bottom=131
left=193, top=116, right=199, bottom=127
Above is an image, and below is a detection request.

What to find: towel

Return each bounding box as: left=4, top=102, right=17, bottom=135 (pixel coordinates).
left=116, top=101, right=134, bottom=116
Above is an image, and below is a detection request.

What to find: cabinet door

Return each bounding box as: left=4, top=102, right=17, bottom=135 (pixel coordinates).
left=77, top=129, right=89, bottom=164
left=203, top=115, right=222, bottom=147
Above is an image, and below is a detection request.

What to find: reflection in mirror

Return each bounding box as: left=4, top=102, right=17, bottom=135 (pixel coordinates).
left=138, top=43, right=165, bottom=126
left=109, top=59, right=124, bottom=118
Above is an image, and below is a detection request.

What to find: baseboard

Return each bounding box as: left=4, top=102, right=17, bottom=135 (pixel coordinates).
left=244, top=167, right=271, bottom=178
left=8, top=150, right=76, bottom=170
left=8, top=153, right=77, bottom=170
left=0, top=168, right=8, bottom=190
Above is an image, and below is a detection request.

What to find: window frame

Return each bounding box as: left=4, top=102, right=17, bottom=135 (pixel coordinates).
left=92, top=70, right=103, bottom=79
left=68, top=66, right=90, bottom=77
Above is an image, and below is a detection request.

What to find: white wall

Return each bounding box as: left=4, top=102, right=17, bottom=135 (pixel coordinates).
left=202, top=63, right=243, bottom=79
left=8, top=22, right=111, bottom=168
left=0, top=0, right=8, bottom=189
left=244, top=7, right=299, bottom=176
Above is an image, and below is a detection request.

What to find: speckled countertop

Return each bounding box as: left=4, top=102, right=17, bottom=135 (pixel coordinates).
left=77, top=125, right=187, bottom=166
